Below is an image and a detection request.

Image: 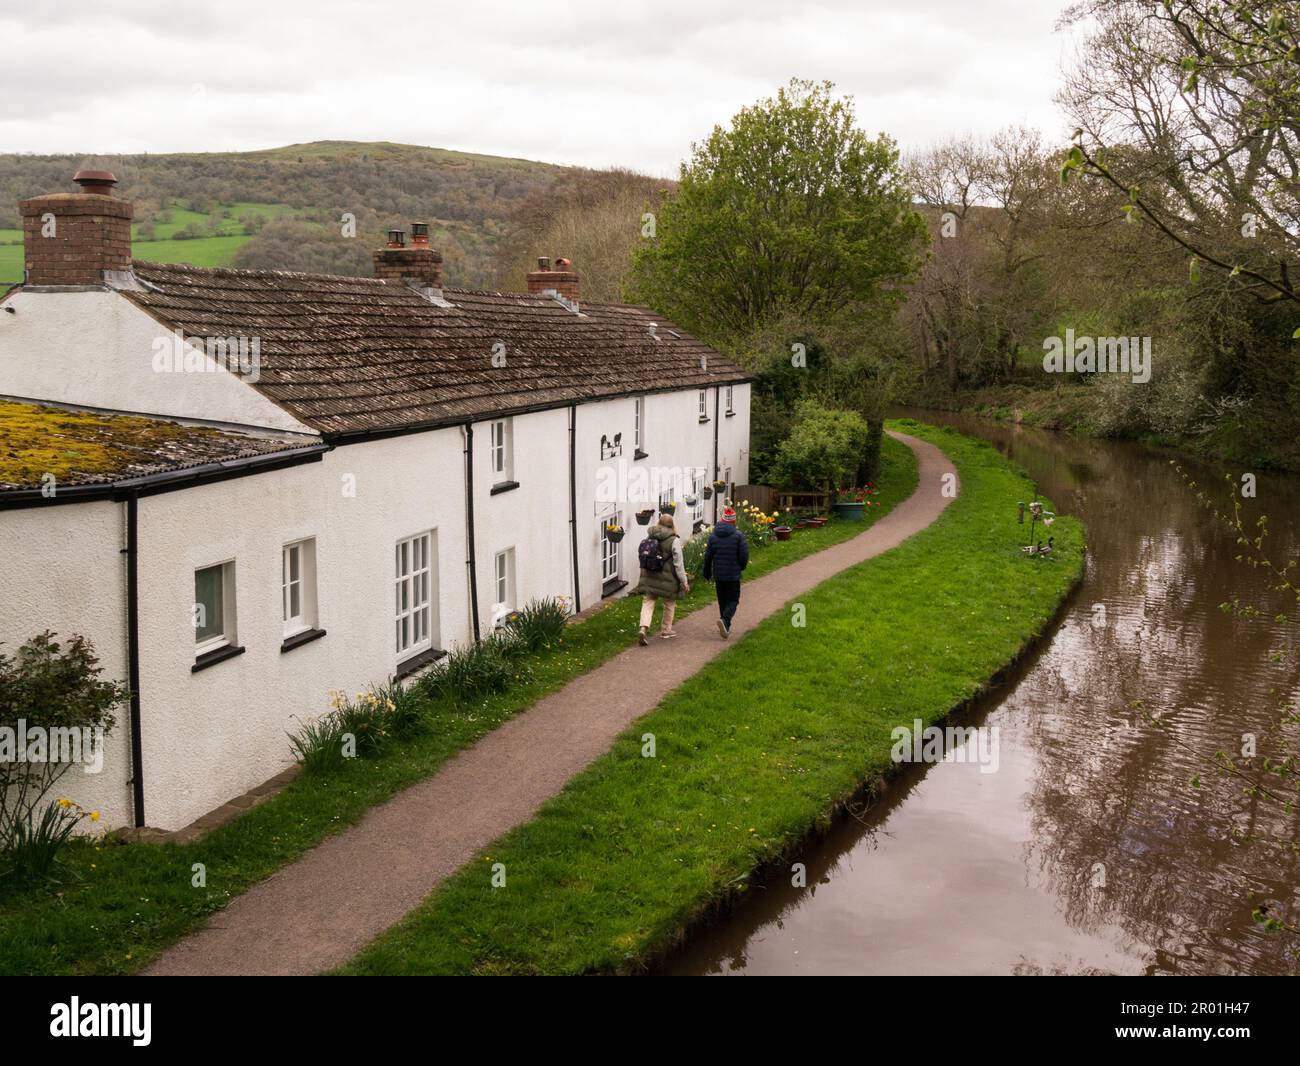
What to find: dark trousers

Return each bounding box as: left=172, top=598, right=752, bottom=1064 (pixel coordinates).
left=715, top=580, right=741, bottom=628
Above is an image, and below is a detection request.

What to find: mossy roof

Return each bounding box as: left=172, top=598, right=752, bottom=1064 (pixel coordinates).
left=0, top=400, right=314, bottom=491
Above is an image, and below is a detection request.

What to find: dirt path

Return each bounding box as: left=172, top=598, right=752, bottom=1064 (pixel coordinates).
left=144, top=431, right=956, bottom=976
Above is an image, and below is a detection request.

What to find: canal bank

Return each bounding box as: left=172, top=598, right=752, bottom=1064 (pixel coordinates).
left=341, top=422, right=1085, bottom=974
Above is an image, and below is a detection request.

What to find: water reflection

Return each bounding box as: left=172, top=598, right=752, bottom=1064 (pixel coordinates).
left=661, top=413, right=1300, bottom=976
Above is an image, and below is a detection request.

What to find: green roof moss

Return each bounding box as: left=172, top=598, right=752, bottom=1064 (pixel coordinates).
left=0, top=401, right=306, bottom=491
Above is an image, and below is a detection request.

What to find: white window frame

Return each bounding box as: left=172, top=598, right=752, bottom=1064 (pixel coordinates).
left=282, top=538, right=318, bottom=639
left=600, top=510, right=623, bottom=584
left=194, top=560, right=236, bottom=654
left=725, top=385, right=734, bottom=415
left=493, top=547, right=517, bottom=624
left=698, top=389, right=708, bottom=420
left=395, top=531, right=434, bottom=658
left=634, top=397, right=644, bottom=451
left=692, top=473, right=704, bottom=527
left=490, top=418, right=513, bottom=482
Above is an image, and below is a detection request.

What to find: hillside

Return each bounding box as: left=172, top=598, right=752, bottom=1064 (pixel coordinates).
left=0, top=141, right=575, bottom=288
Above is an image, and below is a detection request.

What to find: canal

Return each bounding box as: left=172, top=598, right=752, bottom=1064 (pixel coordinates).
left=662, top=411, right=1300, bottom=975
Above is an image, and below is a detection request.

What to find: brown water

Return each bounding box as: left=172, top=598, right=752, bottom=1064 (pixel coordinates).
left=662, top=412, right=1300, bottom=976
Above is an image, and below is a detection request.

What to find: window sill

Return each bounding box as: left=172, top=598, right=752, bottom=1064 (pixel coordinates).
left=192, top=644, right=246, bottom=673
left=698, top=417, right=711, bottom=424
left=396, top=646, right=446, bottom=680
left=490, top=480, right=520, bottom=496
left=281, top=627, right=326, bottom=654
left=633, top=449, right=648, bottom=461
left=601, top=578, right=628, bottom=599
left=725, top=411, right=736, bottom=418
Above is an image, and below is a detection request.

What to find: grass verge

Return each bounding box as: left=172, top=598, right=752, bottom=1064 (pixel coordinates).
left=0, top=435, right=917, bottom=975
left=337, top=421, right=1084, bottom=975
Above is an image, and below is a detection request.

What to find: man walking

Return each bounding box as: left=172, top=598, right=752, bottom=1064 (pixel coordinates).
left=702, top=506, right=749, bottom=639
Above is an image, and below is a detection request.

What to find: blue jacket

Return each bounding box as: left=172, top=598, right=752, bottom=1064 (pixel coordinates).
left=702, top=523, right=749, bottom=582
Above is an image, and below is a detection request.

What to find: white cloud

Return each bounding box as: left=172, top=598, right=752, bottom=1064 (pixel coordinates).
left=0, top=0, right=1077, bottom=172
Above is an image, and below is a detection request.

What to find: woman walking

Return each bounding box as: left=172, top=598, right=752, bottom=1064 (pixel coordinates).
left=635, top=513, right=690, bottom=645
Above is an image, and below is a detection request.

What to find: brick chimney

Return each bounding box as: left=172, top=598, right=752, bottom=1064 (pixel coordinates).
left=526, top=256, right=579, bottom=302
left=373, top=222, right=443, bottom=290
left=20, top=170, right=133, bottom=287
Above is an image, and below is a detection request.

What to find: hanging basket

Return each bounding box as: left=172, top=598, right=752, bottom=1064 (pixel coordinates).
left=712, top=479, right=726, bottom=489
left=635, top=509, right=655, bottom=526
left=604, top=525, right=625, bottom=543
left=659, top=502, right=677, bottom=515
left=683, top=494, right=698, bottom=507
left=702, top=486, right=713, bottom=500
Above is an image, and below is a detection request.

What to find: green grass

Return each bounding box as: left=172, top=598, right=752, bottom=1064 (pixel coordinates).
left=0, top=435, right=916, bottom=975
left=337, top=422, right=1084, bottom=975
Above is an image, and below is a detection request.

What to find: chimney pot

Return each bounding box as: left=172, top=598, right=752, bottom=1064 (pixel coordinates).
left=72, top=169, right=118, bottom=196
left=537, top=257, right=551, bottom=270
left=410, top=222, right=430, bottom=247
left=386, top=229, right=407, bottom=248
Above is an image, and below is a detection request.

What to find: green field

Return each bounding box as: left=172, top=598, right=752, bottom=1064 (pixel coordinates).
left=0, top=200, right=303, bottom=284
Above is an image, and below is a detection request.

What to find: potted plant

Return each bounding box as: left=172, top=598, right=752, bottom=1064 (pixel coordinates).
left=702, top=485, right=713, bottom=500
left=660, top=500, right=677, bottom=515
left=773, top=525, right=792, bottom=541
left=635, top=508, right=655, bottom=525
left=833, top=486, right=867, bottom=521
left=712, top=478, right=726, bottom=490
left=604, top=522, right=625, bottom=543
left=683, top=493, right=698, bottom=507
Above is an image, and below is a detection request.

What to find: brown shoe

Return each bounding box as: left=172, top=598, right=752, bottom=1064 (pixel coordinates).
left=659, top=630, right=676, bottom=639
left=638, top=626, right=649, bottom=646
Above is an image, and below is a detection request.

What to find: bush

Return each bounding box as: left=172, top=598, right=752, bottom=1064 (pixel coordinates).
left=769, top=401, right=871, bottom=491
left=0, top=632, right=124, bottom=855
left=503, top=597, right=570, bottom=652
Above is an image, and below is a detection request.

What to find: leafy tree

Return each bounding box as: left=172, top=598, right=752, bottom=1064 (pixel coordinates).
left=630, top=79, right=927, bottom=349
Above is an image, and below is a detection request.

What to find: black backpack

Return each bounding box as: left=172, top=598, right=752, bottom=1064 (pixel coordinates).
left=638, top=535, right=666, bottom=572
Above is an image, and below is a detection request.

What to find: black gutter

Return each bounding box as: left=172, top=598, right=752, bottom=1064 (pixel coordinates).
left=568, top=404, right=581, bottom=611
left=712, top=386, right=721, bottom=525
left=462, top=424, right=481, bottom=641
left=124, top=492, right=146, bottom=827
left=0, top=444, right=330, bottom=510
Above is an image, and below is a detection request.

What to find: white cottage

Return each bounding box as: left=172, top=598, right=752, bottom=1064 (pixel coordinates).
left=0, top=171, right=751, bottom=831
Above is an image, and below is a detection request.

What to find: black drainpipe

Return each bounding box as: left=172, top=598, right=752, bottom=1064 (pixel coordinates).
left=569, top=404, right=581, bottom=611
left=712, top=386, right=721, bottom=524
left=462, top=424, right=481, bottom=641
left=123, top=492, right=145, bottom=827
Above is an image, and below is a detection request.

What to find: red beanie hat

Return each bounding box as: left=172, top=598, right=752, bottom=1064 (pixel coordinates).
left=721, top=507, right=737, bottom=524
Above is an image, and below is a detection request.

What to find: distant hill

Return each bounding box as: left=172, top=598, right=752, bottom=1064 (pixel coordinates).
left=0, top=141, right=578, bottom=288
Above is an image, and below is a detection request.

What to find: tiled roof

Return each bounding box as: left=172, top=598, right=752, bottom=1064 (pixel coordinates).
left=124, top=262, right=748, bottom=436
left=0, top=400, right=317, bottom=491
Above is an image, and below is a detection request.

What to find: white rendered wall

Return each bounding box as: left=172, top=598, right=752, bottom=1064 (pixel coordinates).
left=0, top=501, right=134, bottom=829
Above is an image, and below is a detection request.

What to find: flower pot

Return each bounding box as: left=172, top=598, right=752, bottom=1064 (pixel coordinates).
left=683, top=495, right=698, bottom=506
left=659, top=503, right=677, bottom=515
left=834, top=501, right=865, bottom=521
left=635, top=509, right=655, bottom=526
left=604, top=527, right=625, bottom=543
left=702, top=486, right=713, bottom=499
left=774, top=526, right=792, bottom=541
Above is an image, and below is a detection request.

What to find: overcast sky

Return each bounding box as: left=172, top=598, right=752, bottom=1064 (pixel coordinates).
left=0, top=0, right=1079, bottom=175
